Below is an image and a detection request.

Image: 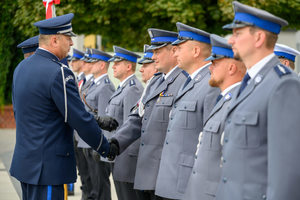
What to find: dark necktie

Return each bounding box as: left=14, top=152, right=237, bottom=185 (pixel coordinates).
left=183, top=76, right=191, bottom=89
left=156, top=76, right=165, bottom=88
left=215, top=94, right=223, bottom=105
left=89, top=81, right=95, bottom=89
left=237, top=73, right=251, bottom=97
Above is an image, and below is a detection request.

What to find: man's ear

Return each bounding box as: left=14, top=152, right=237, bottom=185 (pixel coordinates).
left=254, top=30, right=266, bottom=49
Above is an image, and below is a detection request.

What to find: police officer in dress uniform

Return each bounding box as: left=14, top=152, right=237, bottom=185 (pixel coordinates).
left=80, top=48, right=95, bottom=97
left=10, top=13, right=116, bottom=200
left=110, top=28, right=187, bottom=200
left=82, top=48, right=116, bottom=200
left=139, top=44, right=158, bottom=83
left=17, top=35, right=39, bottom=58
left=274, top=43, right=300, bottom=70
left=69, top=47, right=96, bottom=199
left=104, top=46, right=144, bottom=200
left=214, top=2, right=300, bottom=200
left=70, top=48, right=86, bottom=85
left=183, top=34, right=246, bottom=200
left=155, top=23, right=220, bottom=200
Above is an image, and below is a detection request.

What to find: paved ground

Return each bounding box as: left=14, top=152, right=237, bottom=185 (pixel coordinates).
left=0, top=129, right=117, bottom=200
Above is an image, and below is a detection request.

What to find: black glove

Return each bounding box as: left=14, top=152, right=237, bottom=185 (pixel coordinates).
left=95, top=116, right=119, bottom=132
left=107, top=138, right=120, bottom=161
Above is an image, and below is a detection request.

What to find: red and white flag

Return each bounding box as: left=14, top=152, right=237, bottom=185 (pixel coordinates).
left=43, top=0, right=60, bottom=19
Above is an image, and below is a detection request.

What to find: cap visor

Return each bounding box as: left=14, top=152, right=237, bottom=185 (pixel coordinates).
left=138, top=58, right=154, bottom=64
left=108, top=57, right=124, bottom=62
left=172, top=39, right=186, bottom=46
left=204, top=55, right=225, bottom=61
left=222, top=22, right=248, bottom=30
left=148, top=43, right=168, bottom=51
left=63, top=31, right=76, bottom=37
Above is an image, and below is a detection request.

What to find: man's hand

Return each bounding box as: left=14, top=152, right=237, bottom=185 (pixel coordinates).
left=107, top=138, right=120, bottom=161
left=95, top=116, right=119, bottom=132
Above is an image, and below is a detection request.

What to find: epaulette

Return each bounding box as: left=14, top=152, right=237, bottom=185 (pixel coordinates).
left=104, top=78, right=110, bottom=84
left=154, top=72, right=163, bottom=76
left=181, top=70, right=189, bottom=78
left=129, top=79, right=136, bottom=86
left=274, top=64, right=291, bottom=78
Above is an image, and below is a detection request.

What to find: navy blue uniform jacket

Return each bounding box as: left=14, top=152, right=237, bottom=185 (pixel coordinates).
left=10, top=48, right=109, bottom=185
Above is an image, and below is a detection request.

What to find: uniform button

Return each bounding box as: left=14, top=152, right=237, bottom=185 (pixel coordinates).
left=146, top=104, right=150, bottom=107
left=141, top=143, right=144, bottom=146
left=184, top=106, right=187, bottom=109
left=222, top=177, right=227, bottom=183
left=199, top=141, right=202, bottom=145
left=209, top=126, right=212, bottom=130
left=170, top=117, right=173, bottom=120
left=167, top=129, right=170, bottom=132
left=242, top=117, right=246, bottom=122
left=66, top=153, right=70, bottom=156
left=224, top=137, right=228, bottom=143
left=193, top=171, right=196, bottom=174
left=262, top=194, right=267, bottom=200
left=227, top=119, right=231, bottom=124
left=162, top=102, right=165, bottom=104
left=166, top=141, right=168, bottom=145
left=144, top=118, right=147, bottom=120
left=142, top=129, right=145, bottom=133
left=174, top=104, right=177, bottom=108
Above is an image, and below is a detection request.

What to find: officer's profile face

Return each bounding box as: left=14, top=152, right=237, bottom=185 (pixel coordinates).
left=152, top=45, right=175, bottom=74
left=139, top=62, right=157, bottom=83
left=174, top=41, right=193, bottom=70
left=70, top=60, right=82, bottom=72
left=82, top=62, right=93, bottom=74
left=228, top=27, right=255, bottom=62
left=112, top=61, right=129, bottom=81
left=209, top=58, right=227, bottom=88
left=90, top=61, right=104, bottom=75
left=57, top=34, right=73, bottom=59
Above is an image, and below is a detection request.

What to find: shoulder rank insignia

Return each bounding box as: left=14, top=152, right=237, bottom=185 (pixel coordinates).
left=274, top=64, right=291, bottom=78
left=129, top=79, right=136, bottom=86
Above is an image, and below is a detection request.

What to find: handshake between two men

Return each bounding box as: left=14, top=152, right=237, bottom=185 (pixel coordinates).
left=94, top=116, right=120, bottom=161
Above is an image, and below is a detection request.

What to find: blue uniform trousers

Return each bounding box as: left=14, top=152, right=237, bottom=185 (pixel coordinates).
left=21, top=182, right=64, bottom=200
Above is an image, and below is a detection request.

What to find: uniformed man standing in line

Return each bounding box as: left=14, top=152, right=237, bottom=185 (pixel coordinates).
left=274, top=43, right=300, bottom=70
left=82, top=48, right=117, bottom=200
left=17, top=35, right=39, bottom=59
left=70, top=48, right=86, bottom=86
left=183, top=34, right=246, bottom=200
left=215, top=2, right=300, bottom=200
left=154, top=23, right=220, bottom=200
left=80, top=49, right=95, bottom=96
left=139, top=44, right=158, bottom=83
left=105, top=46, right=144, bottom=200
left=109, top=28, right=187, bottom=200
left=10, top=13, right=116, bottom=200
